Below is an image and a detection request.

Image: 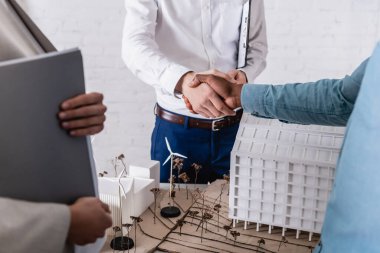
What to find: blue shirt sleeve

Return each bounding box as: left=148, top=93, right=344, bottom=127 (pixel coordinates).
left=241, top=59, right=369, bottom=126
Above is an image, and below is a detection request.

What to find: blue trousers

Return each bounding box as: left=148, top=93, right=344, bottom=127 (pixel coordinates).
left=150, top=113, right=239, bottom=184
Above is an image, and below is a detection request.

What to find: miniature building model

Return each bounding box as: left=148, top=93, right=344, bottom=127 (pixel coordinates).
left=98, top=161, right=159, bottom=235
left=229, top=114, right=345, bottom=240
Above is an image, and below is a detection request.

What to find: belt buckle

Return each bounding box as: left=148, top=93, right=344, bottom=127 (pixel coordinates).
left=212, top=118, right=224, bottom=131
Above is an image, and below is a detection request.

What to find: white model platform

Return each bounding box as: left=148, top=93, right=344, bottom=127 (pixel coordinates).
left=229, top=114, right=345, bottom=240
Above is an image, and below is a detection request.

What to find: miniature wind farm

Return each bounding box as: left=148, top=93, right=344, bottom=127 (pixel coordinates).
left=99, top=130, right=328, bottom=252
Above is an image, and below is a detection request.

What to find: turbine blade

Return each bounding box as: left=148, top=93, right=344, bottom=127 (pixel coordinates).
left=173, top=153, right=187, bottom=159
left=163, top=155, right=171, bottom=166
left=165, top=137, right=173, bottom=154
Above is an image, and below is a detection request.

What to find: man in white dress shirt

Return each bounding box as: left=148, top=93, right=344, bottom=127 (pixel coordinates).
left=122, top=0, right=267, bottom=183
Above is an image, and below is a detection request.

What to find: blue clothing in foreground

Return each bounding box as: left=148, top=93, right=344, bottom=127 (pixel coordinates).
left=241, top=58, right=368, bottom=125
left=314, top=44, right=380, bottom=253
left=241, top=44, right=380, bottom=252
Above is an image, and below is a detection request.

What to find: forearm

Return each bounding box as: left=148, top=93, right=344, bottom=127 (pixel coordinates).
left=0, top=198, right=71, bottom=252
left=241, top=59, right=368, bottom=126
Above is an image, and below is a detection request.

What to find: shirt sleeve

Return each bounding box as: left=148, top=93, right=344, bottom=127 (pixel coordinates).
left=0, top=197, right=71, bottom=253
left=122, top=0, right=192, bottom=96
left=241, top=59, right=369, bottom=126
left=239, top=0, right=268, bottom=82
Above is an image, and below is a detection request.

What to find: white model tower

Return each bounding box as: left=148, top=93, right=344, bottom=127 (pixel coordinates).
left=229, top=114, right=345, bottom=241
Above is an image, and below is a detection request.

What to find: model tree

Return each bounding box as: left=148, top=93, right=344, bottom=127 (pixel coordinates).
left=173, top=157, right=184, bottom=191
left=230, top=230, right=241, bottom=246
left=223, top=225, right=232, bottom=239
left=130, top=216, right=143, bottom=253
left=177, top=219, right=187, bottom=236
left=257, top=238, right=266, bottom=252
left=223, top=174, right=230, bottom=195
left=178, top=172, right=190, bottom=199
left=213, top=204, right=222, bottom=231
left=188, top=210, right=199, bottom=224
left=191, top=163, right=202, bottom=188
left=278, top=236, right=288, bottom=251
left=122, top=223, right=134, bottom=253
left=150, top=188, right=161, bottom=224
left=118, top=154, right=127, bottom=175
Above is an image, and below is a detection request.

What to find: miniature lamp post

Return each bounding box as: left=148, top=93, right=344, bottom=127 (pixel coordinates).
left=161, top=137, right=187, bottom=218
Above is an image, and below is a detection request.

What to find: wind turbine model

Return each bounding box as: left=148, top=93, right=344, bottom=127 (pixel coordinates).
left=160, top=137, right=187, bottom=218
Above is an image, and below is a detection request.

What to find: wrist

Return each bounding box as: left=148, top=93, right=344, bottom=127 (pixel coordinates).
left=175, top=71, right=195, bottom=94
left=234, top=83, right=244, bottom=108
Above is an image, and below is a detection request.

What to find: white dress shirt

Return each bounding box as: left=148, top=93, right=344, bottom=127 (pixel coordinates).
left=122, top=0, right=267, bottom=118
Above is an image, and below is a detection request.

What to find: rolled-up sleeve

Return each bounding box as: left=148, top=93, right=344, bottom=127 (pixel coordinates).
left=239, top=0, right=268, bottom=82
left=241, top=59, right=369, bottom=126
left=122, top=0, right=191, bottom=95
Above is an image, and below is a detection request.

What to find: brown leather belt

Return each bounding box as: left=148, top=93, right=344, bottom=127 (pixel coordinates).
left=154, top=104, right=243, bottom=131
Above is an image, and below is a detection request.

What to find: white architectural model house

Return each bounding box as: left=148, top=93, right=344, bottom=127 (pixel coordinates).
left=98, top=160, right=160, bottom=235
left=229, top=114, right=345, bottom=241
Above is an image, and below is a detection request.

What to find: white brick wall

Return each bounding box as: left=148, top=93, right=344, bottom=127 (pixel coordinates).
left=20, top=0, right=380, bottom=172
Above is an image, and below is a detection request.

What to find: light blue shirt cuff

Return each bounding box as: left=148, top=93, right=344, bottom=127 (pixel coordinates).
left=241, top=84, right=269, bottom=115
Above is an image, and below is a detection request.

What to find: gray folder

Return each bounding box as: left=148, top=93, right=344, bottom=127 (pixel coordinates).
left=0, top=49, right=97, bottom=204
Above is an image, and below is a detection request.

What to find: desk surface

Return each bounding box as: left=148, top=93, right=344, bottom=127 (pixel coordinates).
left=101, top=180, right=318, bottom=253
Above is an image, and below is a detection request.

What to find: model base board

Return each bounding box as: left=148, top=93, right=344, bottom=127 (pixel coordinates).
left=101, top=180, right=318, bottom=253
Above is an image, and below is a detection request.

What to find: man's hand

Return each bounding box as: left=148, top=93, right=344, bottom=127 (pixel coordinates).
left=67, top=197, right=112, bottom=245
left=176, top=71, right=235, bottom=118
left=58, top=92, right=107, bottom=136
left=183, top=69, right=246, bottom=113
left=227, top=69, right=248, bottom=84
left=189, top=74, right=244, bottom=109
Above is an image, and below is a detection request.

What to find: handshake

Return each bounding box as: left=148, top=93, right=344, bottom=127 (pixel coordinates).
left=176, top=69, right=246, bottom=118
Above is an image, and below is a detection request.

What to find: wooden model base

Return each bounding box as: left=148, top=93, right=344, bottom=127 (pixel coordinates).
left=102, top=180, right=319, bottom=252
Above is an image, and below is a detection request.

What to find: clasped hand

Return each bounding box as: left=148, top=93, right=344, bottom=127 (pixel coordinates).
left=179, top=69, right=245, bottom=118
